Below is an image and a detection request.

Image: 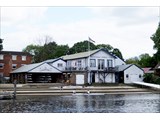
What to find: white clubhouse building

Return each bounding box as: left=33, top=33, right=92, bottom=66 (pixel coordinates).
left=11, top=48, right=144, bottom=84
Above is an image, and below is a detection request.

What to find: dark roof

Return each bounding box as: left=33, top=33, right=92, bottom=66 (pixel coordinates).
left=115, top=64, right=132, bottom=72
left=0, top=51, right=32, bottom=56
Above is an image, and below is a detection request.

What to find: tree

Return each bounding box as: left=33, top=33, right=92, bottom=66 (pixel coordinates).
left=150, top=23, right=160, bottom=65
left=138, top=53, right=153, bottom=67
left=112, top=48, right=124, bottom=60
left=54, top=45, right=70, bottom=57
left=126, top=57, right=140, bottom=66
left=23, top=36, right=70, bottom=63
left=96, top=44, right=113, bottom=52
left=151, top=24, right=160, bottom=51
left=69, top=40, right=97, bottom=54
left=0, top=38, right=3, bottom=51
left=23, top=44, right=43, bottom=63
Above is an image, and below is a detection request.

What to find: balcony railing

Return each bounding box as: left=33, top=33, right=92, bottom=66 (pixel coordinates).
left=64, top=67, right=87, bottom=71
left=103, top=67, right=116, bottom=73
left=64, top=66, right=116, bottom=73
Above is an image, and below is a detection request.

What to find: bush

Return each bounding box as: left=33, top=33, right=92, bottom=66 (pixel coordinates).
left=154, top=77, right=160, bottom=84
left=143, top=74, right=160, bottom=84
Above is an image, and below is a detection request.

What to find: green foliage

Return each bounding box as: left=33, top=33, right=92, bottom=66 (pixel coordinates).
left=150, top=24, right=160, bottom=50
left=112, top=48, right=124, bottom=60
left=54, top=45, right=69, bottom=58
left=0, top=38, right=3, bottom=51
left=96, top=44, right=113, bottom=52
left=69, top=40, right=97, bottom=54
left=150, top=24, right=160, bottom=65
left=23, top=44, right=43, bottom=63
left=23, top=37, right=124, bottom=63
left=126, top=53, right=156, bottom=68
left=143, top=73, right=160, bottom=85
left=154, top=77, right=160, bottom=84
left=23, top=39, right=69, bottom=63
left=138, top=53, right=153, bottom=67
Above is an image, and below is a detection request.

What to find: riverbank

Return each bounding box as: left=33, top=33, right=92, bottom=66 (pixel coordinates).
left=0, top=83, right=159, bottom=96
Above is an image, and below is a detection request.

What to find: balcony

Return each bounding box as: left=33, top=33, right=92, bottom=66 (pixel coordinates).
left=64, top=66, right=116, bottom=73
left=64, top=67, right=87, bottom=72
left=97, top=67, right=116, bottom=73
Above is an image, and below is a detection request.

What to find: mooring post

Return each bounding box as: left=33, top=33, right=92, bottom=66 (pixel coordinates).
left=13, top=79, right=17, bottom=99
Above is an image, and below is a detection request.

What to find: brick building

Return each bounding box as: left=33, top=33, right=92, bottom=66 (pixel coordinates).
left=0, top=51, right=32, bottom=81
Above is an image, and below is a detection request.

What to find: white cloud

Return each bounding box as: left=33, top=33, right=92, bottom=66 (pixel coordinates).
left=1, top=7, right=48, bottom=26
left=1, top=7, right=159, bottom=59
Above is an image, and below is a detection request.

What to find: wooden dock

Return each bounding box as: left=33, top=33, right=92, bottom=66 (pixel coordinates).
left=132, top=81, right=160, bottom=90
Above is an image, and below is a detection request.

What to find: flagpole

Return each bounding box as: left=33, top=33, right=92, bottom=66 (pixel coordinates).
left=88, top=37, right=95, bottom=84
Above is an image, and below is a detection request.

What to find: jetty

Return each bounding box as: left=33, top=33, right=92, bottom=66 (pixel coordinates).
left=132, top=81, right=160, bottom=90
left=0, top=83, right=159, bottom=96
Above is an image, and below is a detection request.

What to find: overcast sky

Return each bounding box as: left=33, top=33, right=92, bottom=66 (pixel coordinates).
left=1, top=6, right=159, bottom=59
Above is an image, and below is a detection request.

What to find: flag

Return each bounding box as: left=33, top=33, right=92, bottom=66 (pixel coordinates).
left=88, top=37, right=95, bottom=43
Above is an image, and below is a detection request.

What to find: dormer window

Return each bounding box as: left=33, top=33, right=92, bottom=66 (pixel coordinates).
left=57, top=63, right=63, bottom=67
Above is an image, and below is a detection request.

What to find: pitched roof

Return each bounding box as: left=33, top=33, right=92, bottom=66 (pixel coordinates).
left=61, top=48, right=116, bottom=60
left=116, top=64, right=144, bottom=72
left=142, top=68, right=154, bottom=73
left=11, top=62, right=62, bottom=73
left=11, top=63, right=43, bottom=73
left=43, top=58, right=64, bottom=63
left=115, top=64, right=132, bottom=72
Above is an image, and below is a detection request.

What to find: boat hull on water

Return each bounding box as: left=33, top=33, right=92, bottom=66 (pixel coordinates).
left=0, top=92, right=14, bottom=100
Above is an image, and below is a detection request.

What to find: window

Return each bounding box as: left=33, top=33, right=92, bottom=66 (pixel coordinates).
left=98, top=59, right=105, bottom=70
left=12, top=55, right=17, bottom=60
left=0, top=55, right=4, bottom=60
left=57, top=63, right=63, bottom=67
left=126, top=74, right=129, bottom=78
left=107, top=59, right=113, bottom=67
left=67, top=61, right=71, bottom=67
left=22, top=56, right=26, bottom=61
left=139, top=74, right=142, bottom=78
left=77, top=60, right=82, bottom=67
left=0, top=63, right=4, bottom=69
left=90, top=59, right=96, bottom=67
left=12, top=64, right=17, bottom=69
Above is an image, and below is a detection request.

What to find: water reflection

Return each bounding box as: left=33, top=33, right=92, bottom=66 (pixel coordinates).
left=0, top=93, right=160, bottom=113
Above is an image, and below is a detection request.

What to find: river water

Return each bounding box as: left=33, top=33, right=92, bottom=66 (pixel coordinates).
left=0, top=93, right=160, bottom=113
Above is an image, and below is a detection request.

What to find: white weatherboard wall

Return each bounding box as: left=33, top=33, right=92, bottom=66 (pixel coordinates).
left=29, top=63, right=61, bottom=73
left=91, top=50, right=113, bottom=58
left=115, top=57, right=126, bottom=66
left=95, top=73, right=115, bottom=83
left=76, top=74, right=84, bottom=84
left=51, top=59, right=66, bottom=71
left=124, top=65, right=144, bottom=83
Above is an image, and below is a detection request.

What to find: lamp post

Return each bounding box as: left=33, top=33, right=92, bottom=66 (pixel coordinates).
left=13, top=79, right=17, bottom=99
